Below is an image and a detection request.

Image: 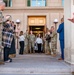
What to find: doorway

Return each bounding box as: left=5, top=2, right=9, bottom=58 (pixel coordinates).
left=28, top=16, right=46, bottom=36
left=29, top=26, right=45, bottom=53
left=29, top=26, right=45, bottom=37
left=28, top=16, right=46, bottom=53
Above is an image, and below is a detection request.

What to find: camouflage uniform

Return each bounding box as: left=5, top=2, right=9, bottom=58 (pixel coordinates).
left=29, top=34, right=35, bottom=53
left=50, top=31, right=57, bottom=55
left=24, top=33, right=29, bottom=54
left=44, top=33, right=51, bottom=54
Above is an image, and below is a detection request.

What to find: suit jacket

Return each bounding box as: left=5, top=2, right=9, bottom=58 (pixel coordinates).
left=57, top=22, right=64, bottom=41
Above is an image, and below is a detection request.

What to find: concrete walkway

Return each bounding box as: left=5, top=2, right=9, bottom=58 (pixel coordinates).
left=0, top=54, right=73, bottom=75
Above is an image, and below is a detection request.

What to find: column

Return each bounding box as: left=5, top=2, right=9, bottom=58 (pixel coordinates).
left=0, top=0, right=5, bottom=64
left=0, top=11, right=4, bottom=64
left=64, top=0, right=74, bottom=64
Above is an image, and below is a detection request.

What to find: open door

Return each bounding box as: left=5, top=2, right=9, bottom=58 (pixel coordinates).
left=28, top=16, right=46, bottom=36
left=29, top=26, right=45, bottom=37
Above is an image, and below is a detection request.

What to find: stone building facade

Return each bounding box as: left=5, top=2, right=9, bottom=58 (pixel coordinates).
left=3, top=0, right=64, bottom=33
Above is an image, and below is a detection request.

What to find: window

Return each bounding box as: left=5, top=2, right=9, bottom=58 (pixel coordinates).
left=27, top=0, right=46, bottom=7
left=3, top=0, right=12, bottom=7
left=62, top=0, right=64, bottom=6
left=27, top=0, right=30, bottom=6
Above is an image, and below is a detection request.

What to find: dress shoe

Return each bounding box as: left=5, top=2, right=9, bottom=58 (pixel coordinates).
left=5, top=59, right=12, bottom=63
left=5, top=60, right=10, bottom=63
left=58, top=58, right=63, bottom=60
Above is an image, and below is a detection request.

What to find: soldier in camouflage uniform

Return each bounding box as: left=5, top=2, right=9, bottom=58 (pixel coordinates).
left=50, top=26, right=57, bottom=56
left=24, top=30, right=29, bottom=54
left=29, top=31, right=35, bottom=53
left=44, top=29, right=51, bottom=55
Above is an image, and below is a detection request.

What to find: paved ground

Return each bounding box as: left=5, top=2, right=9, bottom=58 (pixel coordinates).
left=0, top=54, right=73, bottom=75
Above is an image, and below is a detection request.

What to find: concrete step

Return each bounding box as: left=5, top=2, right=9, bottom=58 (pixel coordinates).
left=0, top=54, right=73, bottom=75
left=0, top=74, right=72, bottom=75
left=0, top=67, right=71, bottom=75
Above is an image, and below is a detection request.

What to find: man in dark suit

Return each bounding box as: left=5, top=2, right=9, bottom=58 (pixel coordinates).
left=57, top=18, right=64, bottom=60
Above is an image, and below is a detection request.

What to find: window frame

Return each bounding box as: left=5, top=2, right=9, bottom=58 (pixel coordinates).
left=27, top=0, right=46, bottom=7
left=3, top=0, right=12, bottom=7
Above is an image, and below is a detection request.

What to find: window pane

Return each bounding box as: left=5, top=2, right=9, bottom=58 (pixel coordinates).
left=37, top=0, right=42, bottom=6
left=31, top=0, right=36, bottom=6
left=43, top=0, right=46, bottom=6
left=31, top=0, right=46, bottom=6
left=9, top=0, right=12, bottom=7
left=3, top=0, right=12, bottom=7
left=27, top=0, right=30, bottom=6
left=62, top=0, right=64, bottom=6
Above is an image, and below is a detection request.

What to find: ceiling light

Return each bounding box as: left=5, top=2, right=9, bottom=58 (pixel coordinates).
left=35, top=28, right=40, bottom=29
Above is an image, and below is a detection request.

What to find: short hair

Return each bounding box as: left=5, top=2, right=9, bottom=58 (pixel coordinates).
left=5, top=20, right=10, bottom=22
left=61, top=18, right=64, bottom=21
left=51, top=26, right=54, bottom=28
left=19, top=31, right=23, bottom=36
left=20, top=31, right=23, bottom=33
left=12, top=21, right=14, bottom=23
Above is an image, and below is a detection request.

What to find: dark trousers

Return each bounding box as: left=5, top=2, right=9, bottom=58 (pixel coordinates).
left=19, top=41, right=24, bottom=54
left=4, top=47, right=10, bottom=61
left=37, top=43, right=41, bottom=53
left=60, top=40, right=64, bottom=59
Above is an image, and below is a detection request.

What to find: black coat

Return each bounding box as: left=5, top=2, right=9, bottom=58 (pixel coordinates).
left=9, top=37, right=16, bottom=54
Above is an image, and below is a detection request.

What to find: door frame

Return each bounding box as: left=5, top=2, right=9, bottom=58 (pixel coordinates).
left=27, top=16, right=46, bottom=34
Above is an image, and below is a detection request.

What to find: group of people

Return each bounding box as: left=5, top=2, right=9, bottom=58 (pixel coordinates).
left=22, top=30, right=43, bottom=54
left=44, top=26, right=57, bottom=56
left=18, top=19, right=64, bottom=61
left=18, top=30, right=43, bottom=54
left=1, top=15, right=64, bottom=63
left=23, top=17, right=64, bottom=61
left=44, top=17, right=64, bottom=60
